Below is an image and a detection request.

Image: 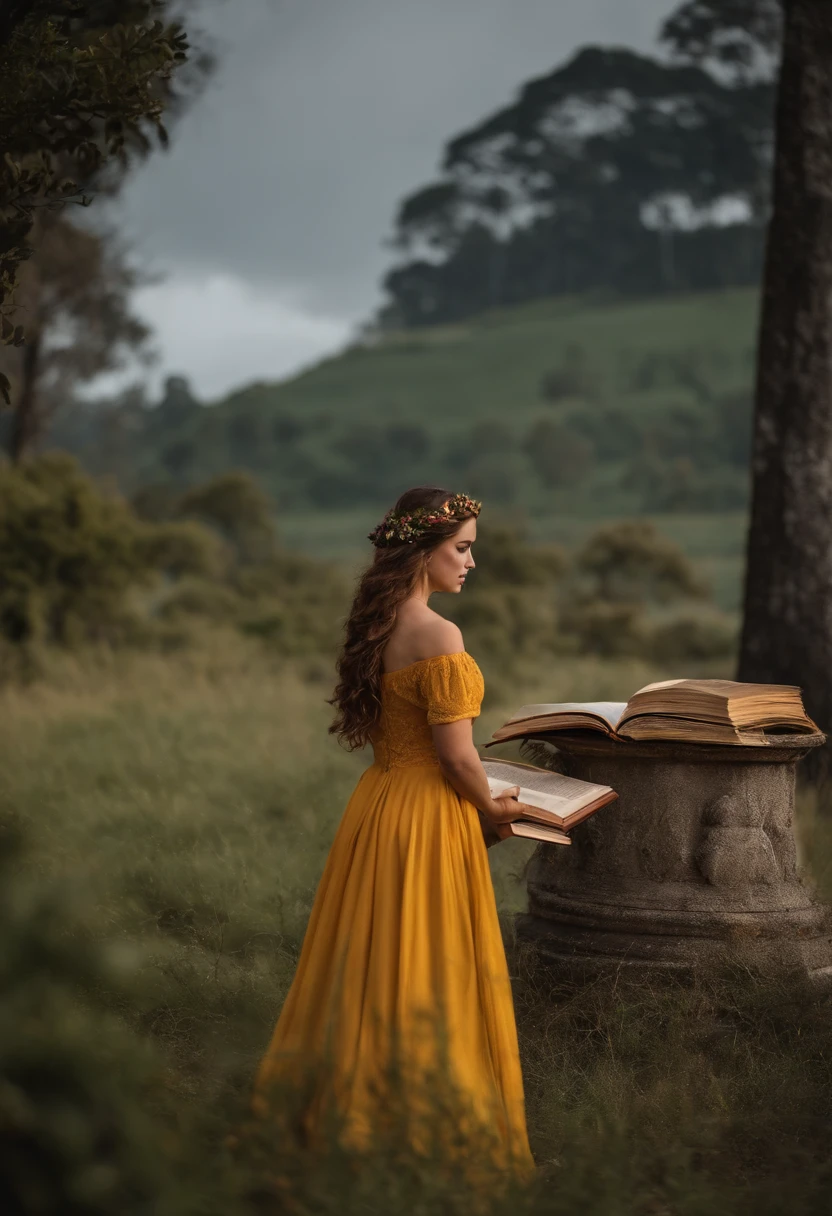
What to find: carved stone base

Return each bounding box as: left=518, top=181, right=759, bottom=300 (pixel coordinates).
left=516, top=732, right=832, bottom=988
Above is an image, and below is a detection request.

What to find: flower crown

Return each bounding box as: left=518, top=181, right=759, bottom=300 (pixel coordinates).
left=368, top=493, right=481, bottom=547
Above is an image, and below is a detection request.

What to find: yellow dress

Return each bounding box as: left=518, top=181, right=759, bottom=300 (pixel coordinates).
left=251, top=651, right=535, bottom=1180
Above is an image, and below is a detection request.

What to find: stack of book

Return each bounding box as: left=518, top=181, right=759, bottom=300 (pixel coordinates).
left=483, top=679, right=819, bottom=847
left=487, top=678, right=818, bottom=749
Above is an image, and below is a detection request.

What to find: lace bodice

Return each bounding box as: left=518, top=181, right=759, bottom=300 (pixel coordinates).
left=369, top=651, right=485, bottom=770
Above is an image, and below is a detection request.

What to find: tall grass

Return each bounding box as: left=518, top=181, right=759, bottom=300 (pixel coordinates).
left=2, top=637, right=832, bottom=1213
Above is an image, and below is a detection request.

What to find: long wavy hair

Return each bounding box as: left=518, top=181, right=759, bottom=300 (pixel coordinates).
left=328, top=485, right=477, bottom=751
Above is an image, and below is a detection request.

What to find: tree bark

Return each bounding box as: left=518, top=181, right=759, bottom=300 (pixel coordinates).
left=737, top=0, right=832, bottom=781
left=10, top=325, right=43, bottom=463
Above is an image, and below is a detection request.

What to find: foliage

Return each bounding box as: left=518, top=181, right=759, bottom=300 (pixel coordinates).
left=559, top=520, right=736, bottom=661
left=0, top=1, right=194, bottom=402
left=0, top=212, right=155, bottom=462
left=0, top=456, right=349, bottom=662
left=573, top=520, right=708, bottom=605
left=660, top=0, right=782, bottom=80
left=379, top=23, right=775, bottom=327
left=0, top=452, right=155, bottom=645
left=58, top=288, right=761, bottom=531
left=178, top=471, right=279, bottom=565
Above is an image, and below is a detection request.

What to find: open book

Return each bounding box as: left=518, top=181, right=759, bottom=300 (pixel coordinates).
left=487, top=679, right=819, bottom=748
left=482, top=758, right=618, bottom=845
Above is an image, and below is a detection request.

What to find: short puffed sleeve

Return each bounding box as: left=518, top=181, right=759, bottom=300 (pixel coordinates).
left=422, top=652, right=485, bottom=725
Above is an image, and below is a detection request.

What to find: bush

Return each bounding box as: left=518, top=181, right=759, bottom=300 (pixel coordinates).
left=558, top=520, right=724, bottom=660
left=649, top=610, right=738, bottom=663
left=179, top=471, right=279, bottom=564
left=140, top=519, right=227, bottom=580
left=0, top=454, right=153, bottom=646
left=562, top=601, right=649, bottom=658
left=574, top=520, right=707, bottom=607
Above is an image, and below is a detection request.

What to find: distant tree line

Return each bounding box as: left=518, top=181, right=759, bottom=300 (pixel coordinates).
left=377, top=1, right=780, bottom=328
left=42, top=342, right=753, bottom=518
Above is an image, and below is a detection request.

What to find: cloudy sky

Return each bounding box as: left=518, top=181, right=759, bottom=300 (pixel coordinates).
left=99, top=0, right=678, bottom=402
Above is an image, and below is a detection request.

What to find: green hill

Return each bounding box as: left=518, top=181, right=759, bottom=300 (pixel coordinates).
left=77, top=286, right=760, bottom=609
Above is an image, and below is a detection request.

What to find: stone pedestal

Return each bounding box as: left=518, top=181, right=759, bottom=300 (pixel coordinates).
left=516, top=732, right=832, bottom=986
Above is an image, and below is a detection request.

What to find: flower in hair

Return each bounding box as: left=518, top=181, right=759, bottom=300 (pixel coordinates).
left=368, top=493, right=481, bottom=547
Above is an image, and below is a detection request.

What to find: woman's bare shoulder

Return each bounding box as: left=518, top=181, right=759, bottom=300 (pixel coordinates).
left=384, top=605, right=464, bottom=669
left=419, top=613, right=464, bottom=658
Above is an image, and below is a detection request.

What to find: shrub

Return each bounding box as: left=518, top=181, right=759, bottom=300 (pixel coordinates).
left=0, top=454, right=153, bottom=646
left=562, top=601, right=649, bottom=658
left=179, top=470, right=279, bottom=564
left=649, top=610, right=738, bottom=663
left=574, top=520, right=707, bottom=607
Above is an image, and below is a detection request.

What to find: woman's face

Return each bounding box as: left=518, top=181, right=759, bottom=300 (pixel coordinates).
left=426, top=517, right=476, bottom=594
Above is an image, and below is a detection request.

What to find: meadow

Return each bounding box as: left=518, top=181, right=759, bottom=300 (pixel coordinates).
left=4, top=633, right=832, bottom=1214
left=73, top=287, right=759, bottom=568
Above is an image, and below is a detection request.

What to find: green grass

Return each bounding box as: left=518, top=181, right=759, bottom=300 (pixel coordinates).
left=120, top=286, right=759, bottom=540
left=230, top=288, right=758, bottom=431
left=5, top=636, right=832, bottom=1213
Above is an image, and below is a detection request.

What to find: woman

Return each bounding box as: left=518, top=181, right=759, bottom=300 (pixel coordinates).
left=249, top=485, right=536, bottom=1180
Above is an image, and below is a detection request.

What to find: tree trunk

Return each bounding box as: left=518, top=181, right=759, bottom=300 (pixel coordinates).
left=737, top=0, right=832, bottom=782
left=10, top=325, right=43, bottom=463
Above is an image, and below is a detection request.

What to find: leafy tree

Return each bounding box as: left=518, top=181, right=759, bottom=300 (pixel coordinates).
left=564, top=519, right=713, bottom=658
left=574, top=520, right=707, bottom=606
left=0, top=0, right=208, bottom=404
left=380, top=3, right=776, bottom=326
left=660, top=0, right=782, bottom=81
left=178, top=470, right=279, bottom=565
left=0, top=212, right=154, bottom=462
left=0, top=452, right=215, bottom=646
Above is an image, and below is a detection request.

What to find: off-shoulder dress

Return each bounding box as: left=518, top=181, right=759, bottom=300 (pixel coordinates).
left=251, top=651, right=535, bottom=1178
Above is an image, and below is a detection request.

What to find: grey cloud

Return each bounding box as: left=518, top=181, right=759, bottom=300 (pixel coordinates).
left=113, top=0, right=679, bottom=323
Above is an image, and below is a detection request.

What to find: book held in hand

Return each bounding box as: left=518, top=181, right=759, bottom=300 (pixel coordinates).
left=487, top=679, right=819, bottom=749
left=482, top=758, right=618, bottom=846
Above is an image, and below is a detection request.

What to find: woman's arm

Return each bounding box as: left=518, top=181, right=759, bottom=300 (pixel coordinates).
left=431, top=717, right=531, bottom=846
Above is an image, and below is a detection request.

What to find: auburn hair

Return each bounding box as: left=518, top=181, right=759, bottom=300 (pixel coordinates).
left=328, top=485, right=477, bottom=750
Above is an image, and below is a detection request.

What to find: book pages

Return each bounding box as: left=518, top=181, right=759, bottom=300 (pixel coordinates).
left=509, top=821, right=571, bottom=845
left=483, top=759, right=612, bottom=818
left=506, top=701, right=628, bottom=729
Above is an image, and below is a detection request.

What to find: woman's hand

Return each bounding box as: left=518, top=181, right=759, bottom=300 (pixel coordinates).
left=487, top=785, right=535, bottom=825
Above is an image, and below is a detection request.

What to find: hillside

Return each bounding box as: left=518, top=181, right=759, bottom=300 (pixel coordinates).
left=69, top=286, right=760, bottom=609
